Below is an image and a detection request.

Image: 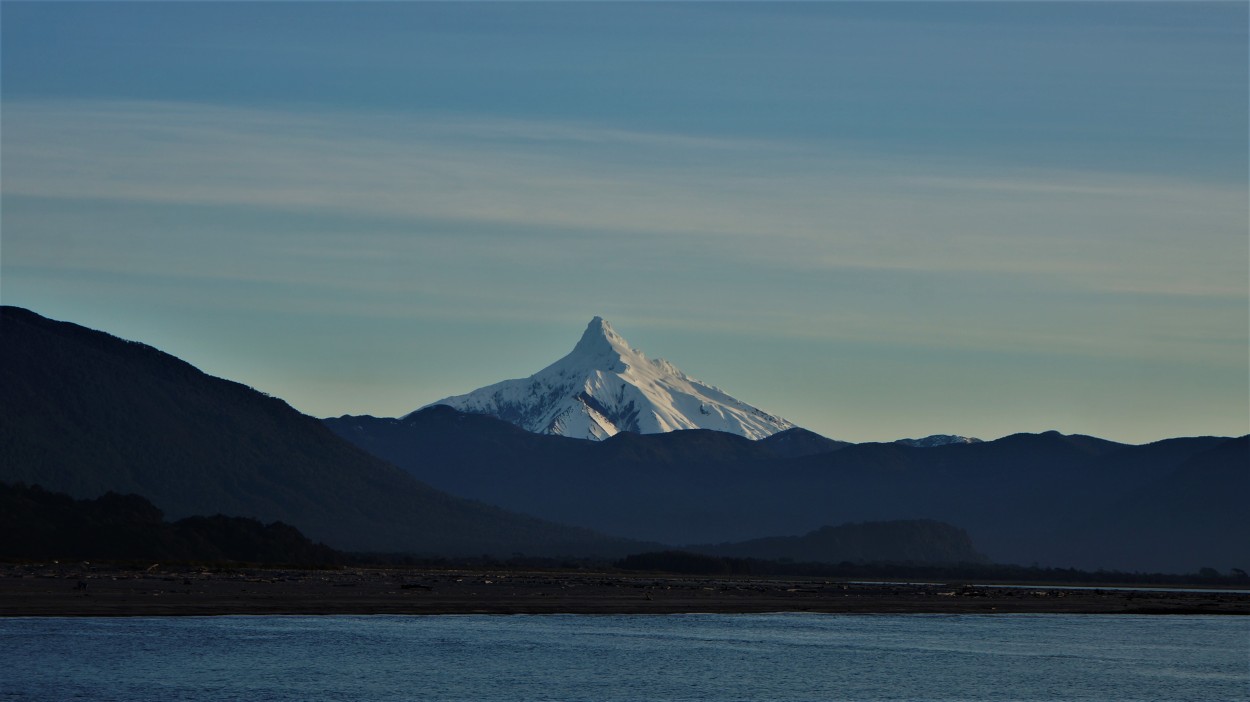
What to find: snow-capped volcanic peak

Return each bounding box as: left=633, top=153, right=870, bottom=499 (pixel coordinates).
left=413, top=317, right=795, bottom=441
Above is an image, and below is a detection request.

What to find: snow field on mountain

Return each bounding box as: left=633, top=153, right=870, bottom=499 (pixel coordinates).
left=415, top=317, right=795, bottom=441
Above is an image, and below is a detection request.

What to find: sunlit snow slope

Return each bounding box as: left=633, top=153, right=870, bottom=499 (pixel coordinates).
left=413, top=317, right=795, bottom=441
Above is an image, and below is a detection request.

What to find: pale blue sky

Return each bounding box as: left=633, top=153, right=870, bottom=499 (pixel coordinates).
left=2, top=2, right=1246, bottom=443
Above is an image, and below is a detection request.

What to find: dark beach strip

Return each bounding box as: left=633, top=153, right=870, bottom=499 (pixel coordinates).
left=3, top=565, right=1247, bottom=617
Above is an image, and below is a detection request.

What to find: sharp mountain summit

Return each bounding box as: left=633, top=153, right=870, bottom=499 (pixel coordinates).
left=419, top=317, right=796, bottom=441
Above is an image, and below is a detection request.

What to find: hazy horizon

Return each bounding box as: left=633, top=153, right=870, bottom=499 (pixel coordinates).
left=3, top=2, right=1246, bottom=444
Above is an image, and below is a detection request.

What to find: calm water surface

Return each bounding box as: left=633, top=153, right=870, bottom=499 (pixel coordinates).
left=2, top=613, right=1246, bottom=701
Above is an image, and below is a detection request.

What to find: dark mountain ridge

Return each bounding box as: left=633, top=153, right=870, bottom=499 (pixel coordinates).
left=1053, top=436, right=1249, bottom=572
left=327, top=407, right=1246, bottom=573
left=0, top=306, right=643, bottom=558
left=6, top=305, right=1242, bottom=573
left=752, top=427, right=852, bottom=458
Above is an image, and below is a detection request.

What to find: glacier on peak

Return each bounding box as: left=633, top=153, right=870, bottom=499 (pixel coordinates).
left=411, top=317, right=795, bottom=441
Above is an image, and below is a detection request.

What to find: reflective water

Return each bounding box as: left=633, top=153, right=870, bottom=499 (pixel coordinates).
left=2, top=614, right=1246, bottom=701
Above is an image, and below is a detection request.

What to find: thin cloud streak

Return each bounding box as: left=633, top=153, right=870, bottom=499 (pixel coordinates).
left=3, top=98, right=1246, bottom=381
left=4, top=99, right=1244, bottom=298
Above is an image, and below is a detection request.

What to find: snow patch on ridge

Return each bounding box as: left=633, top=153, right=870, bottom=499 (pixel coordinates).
left=894, top=434, right=983, bottom=448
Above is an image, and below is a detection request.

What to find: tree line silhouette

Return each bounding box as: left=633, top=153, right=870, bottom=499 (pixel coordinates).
left=0, top=482, right=341, bottom=565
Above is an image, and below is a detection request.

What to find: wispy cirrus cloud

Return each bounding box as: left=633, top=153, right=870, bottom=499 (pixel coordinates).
left=3, top=97, right=1246, bottom=379
left=5, top=98, right=1244, bottom=295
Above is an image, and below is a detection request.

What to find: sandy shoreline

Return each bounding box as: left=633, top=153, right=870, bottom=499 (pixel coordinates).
left=2, top=564, right=1246, bottom=617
